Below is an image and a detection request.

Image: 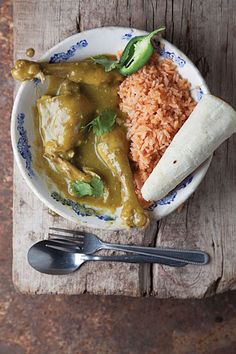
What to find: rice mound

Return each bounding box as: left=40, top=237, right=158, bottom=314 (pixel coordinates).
left=118, top=53, right=196, bottom=202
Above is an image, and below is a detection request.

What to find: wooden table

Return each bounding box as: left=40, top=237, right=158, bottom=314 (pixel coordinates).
left=13, top=0, right=236, bottom=298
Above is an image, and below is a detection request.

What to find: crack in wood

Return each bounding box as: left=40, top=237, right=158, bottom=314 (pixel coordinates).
left=149, top=221, right=159, bottom=295
left=171, top=0, right=174, bottom=43
left=204, top=276, right=221, bottom=297
left=76, top=12, right=81, bottom=32
left=185, top=200, right=189, bottom=234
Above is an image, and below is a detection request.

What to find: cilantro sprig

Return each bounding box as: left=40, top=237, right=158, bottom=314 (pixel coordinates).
left=83, top=109, right=116, bottom=136
left=90, top=55, right=120, bottom=72
left=70, top=176, right=104, bottom=198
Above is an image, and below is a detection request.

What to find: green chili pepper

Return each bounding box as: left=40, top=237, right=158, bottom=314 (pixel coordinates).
left=119, top=27, right=165, bottom=76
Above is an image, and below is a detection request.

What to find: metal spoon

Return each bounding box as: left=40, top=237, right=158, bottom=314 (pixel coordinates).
left=49, top=227, right=210, bottom=265
left=27, top=240, right=188, bottom=275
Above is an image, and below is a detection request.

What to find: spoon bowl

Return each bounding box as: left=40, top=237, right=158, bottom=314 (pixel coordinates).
left=28, top=240, right=83, bottom=274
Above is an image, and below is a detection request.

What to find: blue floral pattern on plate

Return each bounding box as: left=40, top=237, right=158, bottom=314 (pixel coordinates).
left=49, top=39, right=88, bottom=63
left=16, top=113, right=34, bottom=177
left=51, top=191, right=115, bottom=221
left=122, top=33, right=134, bottom=40
left=147, top=175, right=193, bottom=210
left=158, top=45, right=186, bottom=67
left=33, top=78, right=41, bottom=85
left=196, top=88, right=204, bottom=101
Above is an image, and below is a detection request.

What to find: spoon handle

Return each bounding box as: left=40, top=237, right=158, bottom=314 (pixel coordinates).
left=83, top=254, right=187, bottom=267
left=102, top=244, right=209, bottom=265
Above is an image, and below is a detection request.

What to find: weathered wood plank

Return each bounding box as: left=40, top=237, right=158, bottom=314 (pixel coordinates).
left=13, top=167, right=156, bottom=295
left=13, top=0, right=236, bottom=297
left=152, top=0, right=236, bottom=297
left=13, top=0, right=158, bottom=296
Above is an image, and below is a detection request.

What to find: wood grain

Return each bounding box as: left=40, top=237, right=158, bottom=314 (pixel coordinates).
left=13, top=0, right=236, bottom=297
left=152, top=0, right=236, bottom=297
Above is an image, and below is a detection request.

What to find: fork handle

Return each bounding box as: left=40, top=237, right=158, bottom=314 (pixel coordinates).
left=83, top=254, right=187, bottom=267
left=102, top=244, right=209, bottom=265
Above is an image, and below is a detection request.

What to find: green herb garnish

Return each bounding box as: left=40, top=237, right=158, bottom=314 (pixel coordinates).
left=70, top=180, right=93, bottom=197
left=90, top=177, right=104, bottom=197
left=70, top=176, right=104, bottom=198
left=83, top=109, right=116, bottom=136
left=91, top=55, right=120, bottom=72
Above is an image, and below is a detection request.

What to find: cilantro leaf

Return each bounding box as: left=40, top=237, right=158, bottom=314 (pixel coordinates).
left=70, top=177, right=104, bottom=198
left=84, top=109, right=116, bottom=136
left=90, top=177, right=104, bottom=197
left=91, top=55, right=120, bottom=72
left=70, top=180, right=93, bottom=197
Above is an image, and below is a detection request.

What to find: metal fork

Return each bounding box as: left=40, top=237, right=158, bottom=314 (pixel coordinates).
left=49, top=227, right=209, bottom=265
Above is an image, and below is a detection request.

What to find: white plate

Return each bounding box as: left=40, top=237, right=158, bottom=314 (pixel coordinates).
left=11, top=26, right=211, bottom=229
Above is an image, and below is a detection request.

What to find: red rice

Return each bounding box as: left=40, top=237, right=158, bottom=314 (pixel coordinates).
left=118, top=53, right=196, bottom=202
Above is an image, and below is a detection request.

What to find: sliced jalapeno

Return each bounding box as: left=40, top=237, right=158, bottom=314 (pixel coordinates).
left=119, top=27, right=165, bottom=76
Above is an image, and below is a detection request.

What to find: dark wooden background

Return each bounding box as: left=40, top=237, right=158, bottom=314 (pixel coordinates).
left=1, top=0, right=236, bottom=353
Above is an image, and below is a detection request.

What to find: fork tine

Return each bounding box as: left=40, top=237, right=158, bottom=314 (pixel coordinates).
left=46, top=239, right=81, bottom=252
left=47, top=237, right=83, bottom=248
left=48, top=233, right=84, bottom=241
left=45, top=243, right=77, bottom=253
left=49, top=227, right=86, bottom=237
